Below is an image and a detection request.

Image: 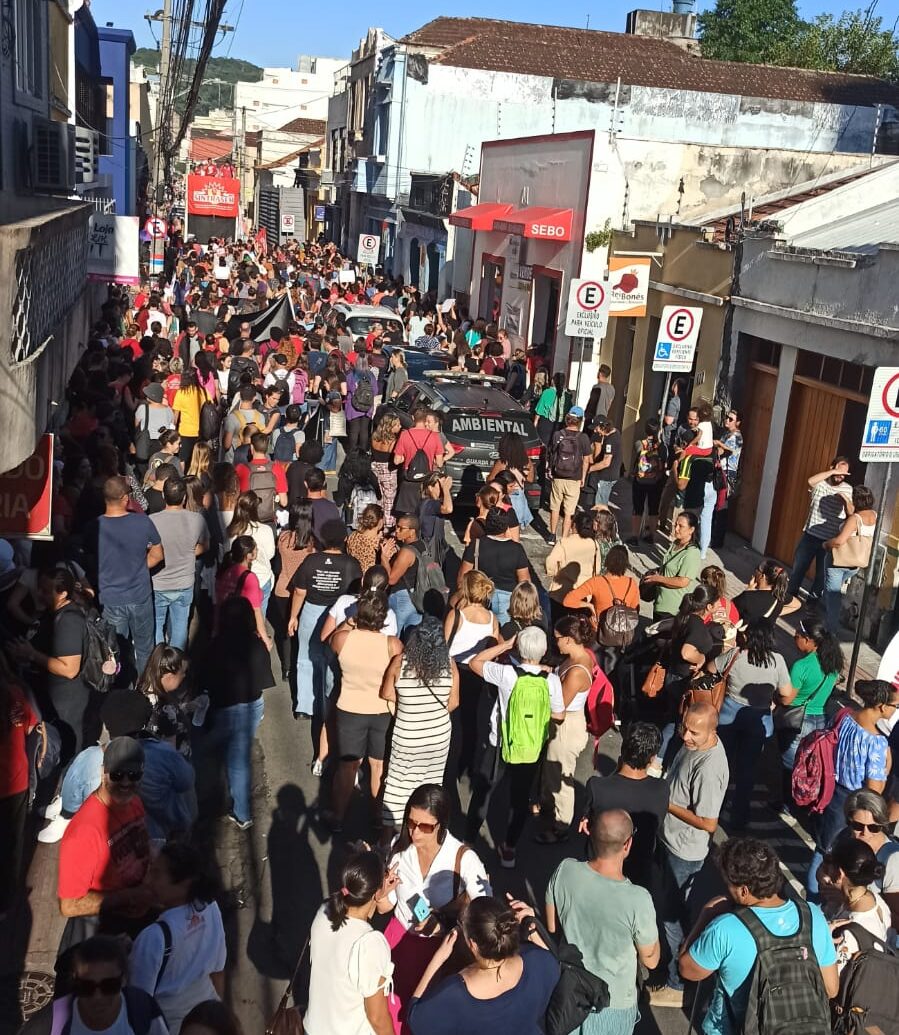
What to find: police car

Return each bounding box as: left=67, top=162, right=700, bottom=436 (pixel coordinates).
left=333, top=303, right=406, bottom=341
left=383, top=371, right=542, bottom=508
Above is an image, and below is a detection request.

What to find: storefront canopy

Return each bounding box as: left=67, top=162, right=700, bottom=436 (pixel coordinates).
left=448, top=202, right=513, bottom=230
left=492, top=206, right=574, bottom=241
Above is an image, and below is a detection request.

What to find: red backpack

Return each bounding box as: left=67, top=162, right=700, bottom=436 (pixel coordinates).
left=791, top=706, right=851, bottom=813
left=584, top=649, right=615, bottom=767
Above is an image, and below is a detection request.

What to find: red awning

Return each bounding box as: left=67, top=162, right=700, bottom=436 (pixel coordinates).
left=448, top=202, right=513, bottom=230
left=492, top=206, right=574, bottom=241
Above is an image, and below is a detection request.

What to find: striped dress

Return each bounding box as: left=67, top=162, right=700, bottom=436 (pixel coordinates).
left=382, top=661, right=453, bottom=828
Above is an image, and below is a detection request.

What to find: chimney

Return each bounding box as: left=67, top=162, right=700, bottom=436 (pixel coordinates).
left=625, top=7, right=699, bottom=52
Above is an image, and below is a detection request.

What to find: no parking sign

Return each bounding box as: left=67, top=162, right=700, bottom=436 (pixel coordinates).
left=564, top=278, right=611, bottom=338
left=652, top=305, right=702, bottom=372
left=861, top=366, right=899, bottom=461
left=357, top=233, right=380, bottom=265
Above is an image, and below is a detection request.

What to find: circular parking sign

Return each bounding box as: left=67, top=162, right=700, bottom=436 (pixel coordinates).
left=576, top=281, right=605, bottom=311
left=361, top=234, right=377, bottom=251
left=666, top=308, right=695, bottom=341
left=881, top=372, right=899, bottom=418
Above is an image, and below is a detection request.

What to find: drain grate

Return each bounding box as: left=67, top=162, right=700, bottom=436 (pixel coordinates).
left=19, top=971, right=55, bottom=1019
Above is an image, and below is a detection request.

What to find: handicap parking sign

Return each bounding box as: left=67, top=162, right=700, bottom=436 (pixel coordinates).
left=655, top=342, right=671, bottom=360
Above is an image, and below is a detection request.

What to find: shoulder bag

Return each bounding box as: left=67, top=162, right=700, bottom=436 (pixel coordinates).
left=265, top=934, right=310, bottom=1035
left=679, top=649, right=741, bottom=716
left=774, top=673, right=827, bottom=741
left=832, top=514, right=874, bottom=569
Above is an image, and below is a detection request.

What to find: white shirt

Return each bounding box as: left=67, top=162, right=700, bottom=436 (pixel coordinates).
left=70, top=997, right=168, bottom=1035
left=696, top=421, right=713, bottom=450
left=227, top=521, right=275, bottom=587
left=388, top=833, right=491, bottom=931
left=304, top=910, right=392, bottom=1035
left=329, top=594, right=398, bottom=636
left=481, top=662, right=565, bottom=746
left=129, top=902, right=226, bottom=1035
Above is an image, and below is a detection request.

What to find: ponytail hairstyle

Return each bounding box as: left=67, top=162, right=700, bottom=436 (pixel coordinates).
left=700, top=565, right=727, bottom=600
left=670, top=583, right=718, bottom=642
left=797, top=618, right=844, bottom=678
left=826, top=838, right=885, bottom=891
left=554, top=612, right=593, bottom=645
left=324, top=850, right=384, bottom=931
left=224, top=534, right=256, bottom=571
left=757, top=559, right=789, bottom=602
left=460, top=897, right=520, bottom=967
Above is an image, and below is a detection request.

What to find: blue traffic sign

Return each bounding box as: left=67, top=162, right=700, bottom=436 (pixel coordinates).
left=655, top=342, right=671, bottom=359
left=866, top=419, right=893, bottom=445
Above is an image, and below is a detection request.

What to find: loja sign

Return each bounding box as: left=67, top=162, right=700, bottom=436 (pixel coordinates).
left=0, top=434, right=54, bottom=538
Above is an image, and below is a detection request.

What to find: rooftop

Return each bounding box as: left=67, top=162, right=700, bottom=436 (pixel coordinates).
left=790, top=197, right=899, bottom=253
left=401, top=16, right=899, bottom=106
left=277, top=117, right=328, bottom=135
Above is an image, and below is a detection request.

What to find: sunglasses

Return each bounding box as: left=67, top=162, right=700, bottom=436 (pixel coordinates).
left=407, top=818, right=438, bottom=834
left=74, top=977, right=123, bottom=997
left=108, top=769, right=143, bottom=784
left=849, top=820, right=886, bottom=834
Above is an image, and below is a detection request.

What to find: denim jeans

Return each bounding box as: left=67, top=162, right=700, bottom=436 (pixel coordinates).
left=217, top=697, right=264, bottom=823
left=579, top=1004, right=639, bottom=1035
left=662, top=852, right=705, bottom=990
left=808, top=781, right=852, bottom=895
left=318, top=439, right=337, bottom=472
left=389, top=588, right=423, bottom=637
left=698, top=480, right=717, bottom=559
left=788, top=531, right=829, bottom=599
left=259, top=578, right=273, bottom=624
left=490, top=588, right=513, bottom=627
left=781, top=711, right=827, bottom=771
left=718, top=699, right=772, bottom=829
left=824, top=561, right=856, bottom=633
left=154, top=586, right=194, bottom=650
left=593, top=480, right=615, bottom=507
left=103, top=597, right=156, bottom=678
left=295, top=602, right=333, bottom=716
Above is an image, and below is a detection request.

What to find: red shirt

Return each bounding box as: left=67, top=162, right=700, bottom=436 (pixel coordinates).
left=235, top=457, right=288, bottom=495
left=0, top=686, right=37, bottom=797
left=703, top=596, right=740, bottom=626
left=395, top=427, right=443, bottom=473
left=163, top=373, right=181, bottom=408
left=58, top=793, right=149, bottom=900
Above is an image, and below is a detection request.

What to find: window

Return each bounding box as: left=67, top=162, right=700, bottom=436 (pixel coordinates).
left=15, top=0, right=43, bottom=99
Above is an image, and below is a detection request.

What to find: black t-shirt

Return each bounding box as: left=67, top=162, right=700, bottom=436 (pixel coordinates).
left=683, top=456, right=713, bottom=510
left=201, top=636, right=274, bottom=707
left=591, top=429, right=622, bottom=483
left=732, top=589, right=787, bottom=626
left=287, top=460, right=313, bottom=507
left=33, top=602, right=88, bottom=703
left=586, top=772, right=670, bottom=889
left=462, top=536, right=528, bottom=592
left=290, top=550, right=361, bottom=606
left=144, top=487, right=165, bottom=515
left=310, top=498, right=342, bottom=541
left=468, top=505, right=519, bottom=541
left=667, top=613, right=718, bottom=679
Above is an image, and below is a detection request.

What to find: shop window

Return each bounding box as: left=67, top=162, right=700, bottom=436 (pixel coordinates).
left=15, top=0, right=43, bottom=101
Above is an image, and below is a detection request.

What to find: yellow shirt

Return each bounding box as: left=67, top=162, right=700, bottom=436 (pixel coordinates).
left=173, top=387, right=208, bottom=438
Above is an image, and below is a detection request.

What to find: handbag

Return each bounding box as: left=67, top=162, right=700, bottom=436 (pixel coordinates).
left=265, top=934, right=310, bottom=1035
left=774, top=674, right=827, bottom=737
left=641, top=660, right=667, bottom=698
left=680, top=649, right=741, bottom=716
left=639, top=569, right=660, bottom=604
left=832, top=515, right=873, bottom=569
left=417, top=844, right=471, bottom=936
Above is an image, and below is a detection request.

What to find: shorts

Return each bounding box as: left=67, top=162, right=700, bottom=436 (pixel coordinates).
left=550, top=477, right=581, bottom=513
left=336, top=709, right=391, bottom=761
left=632, top=478, right=664, bottom=517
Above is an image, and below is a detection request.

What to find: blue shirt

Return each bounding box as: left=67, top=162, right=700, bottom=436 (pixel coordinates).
left=407, top=943, right=558, bottom=1035
left=95, top=512, right=161, bottom=606
left=835, top=715, right=889, bottom=789
left=690, top=899, right=836, bottom=1035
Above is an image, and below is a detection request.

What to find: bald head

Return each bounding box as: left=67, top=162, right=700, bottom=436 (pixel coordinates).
left=682, top=701, right=718, bottom=751
left=589, top=808, right=634, bottom=859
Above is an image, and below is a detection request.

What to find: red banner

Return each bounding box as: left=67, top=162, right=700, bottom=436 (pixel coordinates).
left=0, top=434, right=54, bottom=539
left=186, top=174, right=240, bottom=218
left=255, top=226, right=268, bottom=256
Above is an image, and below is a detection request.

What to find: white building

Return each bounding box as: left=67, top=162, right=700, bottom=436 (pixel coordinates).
left=234, top=57, right=347, bottom=133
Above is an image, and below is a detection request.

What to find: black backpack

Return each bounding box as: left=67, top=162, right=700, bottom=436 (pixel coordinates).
left=350, top=373, right=374, bottom=412
left=551, top=430, right=583, bottom=480
left=134, top=402, right=155, bottom=462
left=80, top=608, right=119, bottom=692
left=832, top=922, right=899, bottom=1034
left=733, top=897, right=831, bottom=1035
left=199, top=399, right=223, bottom=441
left=404, top=429, right=437, bottom=483
left=271, top=427, right=298, bottom=463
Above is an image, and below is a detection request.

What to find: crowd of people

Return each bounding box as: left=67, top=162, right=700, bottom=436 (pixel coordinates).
left=0, top=231, right=896, bottom=1035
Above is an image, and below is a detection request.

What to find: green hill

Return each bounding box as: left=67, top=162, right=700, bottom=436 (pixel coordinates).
left=132, top=48, right=263, bottom=116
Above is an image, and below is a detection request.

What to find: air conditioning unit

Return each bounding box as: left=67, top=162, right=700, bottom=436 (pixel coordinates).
left=32, top=117, right=75, bottom=193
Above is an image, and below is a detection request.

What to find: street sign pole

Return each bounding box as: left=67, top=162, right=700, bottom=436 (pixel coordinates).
left=847, top=462, right=892, bottom=691
left=659, top=371, right=672, bottom=427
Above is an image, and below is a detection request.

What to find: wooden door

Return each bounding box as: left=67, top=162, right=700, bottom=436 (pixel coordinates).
left=765, top=378, right=846, bottom=564
left=732, top=363, right=776, bottom=542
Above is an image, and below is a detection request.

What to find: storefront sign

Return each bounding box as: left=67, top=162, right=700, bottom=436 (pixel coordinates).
left=565, top=278, right=611, bottom=339
left=357, top=233, right=380, bottom=265
left=314, top=204, right=326, bottom=221
left=609, top=256, right=652, bottom=317
left=652, top=305, right=703, bottom=372
left=186, top=174, right=240, bottom=217
left=515, top=265, right=533, bottom=283
left=0, top=434, right=54, bottom=539
left=87, top=215, right=140, bottom=285
left=861, top=366, right=899, bottom=461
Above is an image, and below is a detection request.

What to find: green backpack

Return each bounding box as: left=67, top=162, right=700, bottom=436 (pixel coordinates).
left=501, top=667, right=552, bottom=764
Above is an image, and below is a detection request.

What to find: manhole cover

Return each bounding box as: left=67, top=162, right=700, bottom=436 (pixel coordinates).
left=19, top=971, right=54, bottom=1019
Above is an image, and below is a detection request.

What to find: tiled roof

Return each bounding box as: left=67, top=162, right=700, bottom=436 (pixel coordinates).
left=401, top=17, right=899, bottom=106
left=277, top=117, right=328, bottom=135
left=188, top=136, right=232, bottom=161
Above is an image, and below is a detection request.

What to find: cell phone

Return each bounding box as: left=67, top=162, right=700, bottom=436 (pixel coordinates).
left=407, top=893, right=431, bottom=924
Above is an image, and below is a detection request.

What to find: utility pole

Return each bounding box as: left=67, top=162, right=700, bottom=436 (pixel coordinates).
left=153, top=0, right=172, bottom=191
left=236, top=104, right=247, bottom=230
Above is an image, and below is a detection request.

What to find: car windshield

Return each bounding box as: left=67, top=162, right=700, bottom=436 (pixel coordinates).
left=346, top=316, right=404, bottom=337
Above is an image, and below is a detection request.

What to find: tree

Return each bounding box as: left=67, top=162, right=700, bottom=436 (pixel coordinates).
left=775, top=10, right=899, bottom=79
left=698, top=0, right=803, bottom=63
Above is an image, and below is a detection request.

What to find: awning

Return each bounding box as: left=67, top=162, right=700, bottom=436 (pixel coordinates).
left=448, top=202, right=513, bottom=230
left=492, top=206, right=574, bottom=241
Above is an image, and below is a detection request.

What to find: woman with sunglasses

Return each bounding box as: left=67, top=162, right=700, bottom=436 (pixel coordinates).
left=830, top=789, right=899, bottom=928
left=807, top=679, right=899, bottom=898
left=377, top=784, right=490, bottom=1033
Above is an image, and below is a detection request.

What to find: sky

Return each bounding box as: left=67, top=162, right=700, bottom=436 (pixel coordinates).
left=92, top=0, right=899, bottom=68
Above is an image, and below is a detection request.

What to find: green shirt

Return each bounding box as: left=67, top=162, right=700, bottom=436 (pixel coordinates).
left=547, top=859, right=657, bottom=1008
left=789, top=652, right=837, bottom=716
left=535, top=387, right=570, bottom=422
left=653, top=543, right=701, bottom=617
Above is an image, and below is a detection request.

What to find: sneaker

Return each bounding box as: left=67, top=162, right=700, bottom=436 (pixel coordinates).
left=37, top=813, right=70, bottom=844
left=649, top=985, right=684, bottom=1008
left=311, top=759, right=323, bottom=778
left=227, top=813, right=253, bottom=831
left=40, top=796, right=62, bottom=820
left=497, top=843, right=516, bottom=869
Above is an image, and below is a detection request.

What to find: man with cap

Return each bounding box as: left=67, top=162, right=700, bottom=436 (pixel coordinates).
left=58, top=736, right=153, bottom=944
left=548, top=406, right=591, bottom=544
